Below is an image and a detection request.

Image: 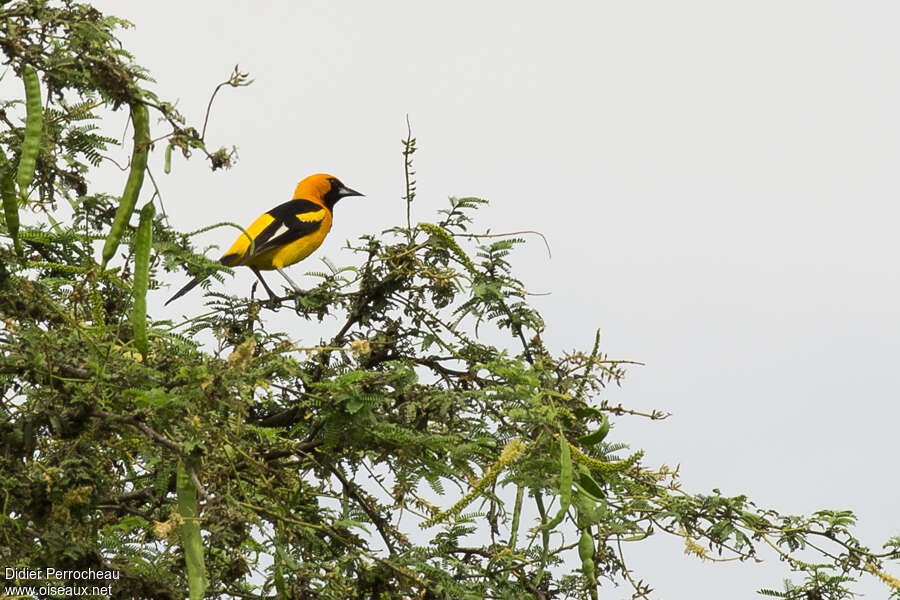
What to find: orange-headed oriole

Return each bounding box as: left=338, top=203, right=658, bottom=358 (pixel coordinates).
left=165, top=173, right=363, bottom=305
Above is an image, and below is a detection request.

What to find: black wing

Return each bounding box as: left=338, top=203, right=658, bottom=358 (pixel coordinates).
left=226, top=199, right=326, bottom=265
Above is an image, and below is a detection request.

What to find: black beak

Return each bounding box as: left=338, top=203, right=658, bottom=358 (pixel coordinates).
left=337, top=183, right=364, bottom=199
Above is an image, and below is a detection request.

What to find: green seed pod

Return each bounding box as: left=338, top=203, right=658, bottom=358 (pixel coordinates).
left=133, top=201, right=155, bottom=359
left=177, top=460, right=208, bottom=600
left=0, top=149, right=22, bottom=258
left=579, top=412, right=610, bottom=446
left=16, top=65, right=43, bottom=199
left=581, top=558, right=596, bottom=585
left=101, top=102, right=149, bottom=269
left=578, top=528, right=594, bottom=564
left=542, top=432, right=573, bottom=530
left=164, top=142, right=173, bottom=174
left=597, top=413, right=610, bottom=439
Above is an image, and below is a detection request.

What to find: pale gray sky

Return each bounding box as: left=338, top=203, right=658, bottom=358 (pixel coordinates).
left=90, top=1, right=900, bottom=597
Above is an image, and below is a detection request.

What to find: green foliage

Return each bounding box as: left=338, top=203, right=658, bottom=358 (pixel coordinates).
left=0, top=2, right=898, bottom=600
left=758, top=574, right=858, bottom=600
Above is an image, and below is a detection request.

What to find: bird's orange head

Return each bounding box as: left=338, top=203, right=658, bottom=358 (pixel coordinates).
left=292, top=173, right=363, bottom=210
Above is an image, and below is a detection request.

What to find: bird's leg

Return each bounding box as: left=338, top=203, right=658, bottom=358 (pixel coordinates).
left=251, top=267, right=281, bottom=304
left=276, top=267, right=307, bottom=296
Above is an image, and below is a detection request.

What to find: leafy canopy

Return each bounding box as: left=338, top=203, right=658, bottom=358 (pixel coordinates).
left=0, top=2, right=898, bottom=599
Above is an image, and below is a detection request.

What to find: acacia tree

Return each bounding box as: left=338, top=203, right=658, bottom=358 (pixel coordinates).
left=1, top=2, right=898, bottom=599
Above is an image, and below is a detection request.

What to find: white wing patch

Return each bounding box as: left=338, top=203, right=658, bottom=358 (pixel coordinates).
left=269, top=223, right=290, bottom=239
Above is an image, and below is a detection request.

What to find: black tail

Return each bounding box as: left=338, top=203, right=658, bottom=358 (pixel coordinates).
left=165, top=277, right=203, bottom=306
left=167, top=255, right=235, bottom=305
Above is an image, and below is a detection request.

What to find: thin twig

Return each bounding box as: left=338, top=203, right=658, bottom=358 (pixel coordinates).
left=144, top=164, right=167, bottom=219
left=95, top=410, right=181, bottom=452
left=201, top=65, right=251, bottom=141
left=185, top=462, right=210, bottom=501
left=458, top=230, right=552, bottom=259
left=328, top=464, right=397, bottom=555
left=402, top=114, right=416, bottom=237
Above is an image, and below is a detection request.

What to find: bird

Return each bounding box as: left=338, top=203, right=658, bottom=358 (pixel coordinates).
left=165, top=173, right=363, bottom=305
